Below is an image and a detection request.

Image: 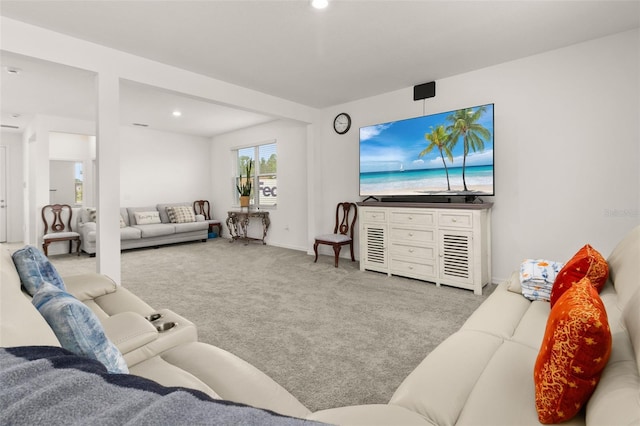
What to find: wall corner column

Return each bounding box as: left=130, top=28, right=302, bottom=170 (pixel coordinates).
left=95, top=73, right=121, bottom=284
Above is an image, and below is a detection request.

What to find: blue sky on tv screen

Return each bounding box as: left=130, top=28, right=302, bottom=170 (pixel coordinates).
left=360, top=104, right=494, bottom=173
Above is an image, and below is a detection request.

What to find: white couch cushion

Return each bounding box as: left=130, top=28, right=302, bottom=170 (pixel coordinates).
left=607, top=225, right=640, bottom=310
left=160, top=341, right=311, bottom=419
left=132, top=223, right=176, bottom=238
left=461, top=281, right=531, bottom=339
left=390, top=330, right=503, bottom=426
left=120, top=226, right=142, bottom=240
left=308, top=404, right=431, bottom=425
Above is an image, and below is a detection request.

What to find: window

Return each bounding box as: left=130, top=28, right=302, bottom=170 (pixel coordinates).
left=235, top=142, right=277, bottom=207
left=74, top=162, right=83, bottom=205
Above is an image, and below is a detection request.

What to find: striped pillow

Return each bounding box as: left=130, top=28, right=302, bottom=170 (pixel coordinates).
left=166, top=206, right=195, bottom=223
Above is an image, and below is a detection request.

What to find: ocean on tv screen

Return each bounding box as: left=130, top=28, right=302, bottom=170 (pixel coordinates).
left=359, top=103, right=494, bottom=196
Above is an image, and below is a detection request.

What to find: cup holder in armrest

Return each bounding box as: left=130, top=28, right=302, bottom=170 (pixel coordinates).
left=155, top=322, right=177, bottom=332
left=145, top=313, right=163, bottom=322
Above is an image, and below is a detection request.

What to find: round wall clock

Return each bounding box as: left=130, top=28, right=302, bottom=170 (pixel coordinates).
left=333, top=113, right=351, bottom=134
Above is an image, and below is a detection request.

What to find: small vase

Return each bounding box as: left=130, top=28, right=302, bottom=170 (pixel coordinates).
left=240, top=196, right=250, bottom=208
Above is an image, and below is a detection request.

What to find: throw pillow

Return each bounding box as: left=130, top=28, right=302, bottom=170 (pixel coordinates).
left=11, top=245, right=66, bottom=296
left=85, top=208, right=97, bottom=223
left=166, top=205, right=196, bottom=223
left=550, top=244, right=609, bottom=307
left=534, top=277, right=611, bottom=424
left=134, top=211, right=161, bottom=225
left=119, top=215, right=127, bottom=228
left=31, top=282, right=128, bottom=374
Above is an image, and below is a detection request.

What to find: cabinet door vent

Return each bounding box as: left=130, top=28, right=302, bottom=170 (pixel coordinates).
left=441, top=233, right=470, bottom=279
left=366, top=227, right=386, bottom=264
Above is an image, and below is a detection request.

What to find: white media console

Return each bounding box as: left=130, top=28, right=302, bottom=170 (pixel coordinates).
left=358, top=202, right=492, bottom=295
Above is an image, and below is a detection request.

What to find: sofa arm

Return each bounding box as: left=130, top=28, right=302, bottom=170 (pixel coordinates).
left=78, top=221, right=96, bottom=232
left=63, top=273, right=117, bottom=302
left=102, top=312, right=158, bottom=355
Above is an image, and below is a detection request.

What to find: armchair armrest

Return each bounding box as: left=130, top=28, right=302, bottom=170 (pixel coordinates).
left=102, top=312, right=158, bottom=355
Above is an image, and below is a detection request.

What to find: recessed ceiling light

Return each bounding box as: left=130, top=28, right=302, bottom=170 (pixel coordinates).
left=172, top=110, right=182, bottom=117
left=311, top=0, right=328, bottom=10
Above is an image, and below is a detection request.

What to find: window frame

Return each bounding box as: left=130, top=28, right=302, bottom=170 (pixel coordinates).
left=233, top=140, right=277, bottom=209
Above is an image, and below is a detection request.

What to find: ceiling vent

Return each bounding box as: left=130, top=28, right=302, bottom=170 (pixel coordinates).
left=1, top=124, right=20, bottom=129
left=132, top=123, right=149, bottom=127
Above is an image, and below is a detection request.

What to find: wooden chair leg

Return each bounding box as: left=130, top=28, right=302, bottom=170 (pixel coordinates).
left=76, top=239, right=81, bottom=256
left=42, top=242, right=49, bottom=257
left=333, top=245, right=341, bottom=267
left=350, top=242, right=355, bottom=262
left=313, top=241, right=319, bottom=263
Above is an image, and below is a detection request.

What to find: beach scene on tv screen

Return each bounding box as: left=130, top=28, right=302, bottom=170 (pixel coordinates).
left=359, top=104, right=494, bottom=196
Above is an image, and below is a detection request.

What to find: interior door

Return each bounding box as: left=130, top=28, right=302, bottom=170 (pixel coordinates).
left=0, top=146, right=6, bottom=242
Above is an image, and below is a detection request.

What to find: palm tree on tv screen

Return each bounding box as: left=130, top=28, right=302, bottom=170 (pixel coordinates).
left=446, top=106, right=491, bottom=191
left=420, top=125, right=453, bottom=190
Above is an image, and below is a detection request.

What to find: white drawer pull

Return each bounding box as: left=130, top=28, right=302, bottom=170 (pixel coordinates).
left=408, top=248, right=414, bottom=253
left=452, top=218, right=457, bottom=222
left=408, top=232, right=413, bottom=237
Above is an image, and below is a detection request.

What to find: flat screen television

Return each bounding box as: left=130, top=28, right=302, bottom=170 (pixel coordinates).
left=359, top=103, right=494, bottom=202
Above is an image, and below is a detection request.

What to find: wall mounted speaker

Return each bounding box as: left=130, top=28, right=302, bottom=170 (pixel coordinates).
left=413, top=81, right=436, bottom=100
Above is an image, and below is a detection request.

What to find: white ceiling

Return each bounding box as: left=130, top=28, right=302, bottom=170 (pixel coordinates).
left=1, top=0, right=639, bottom=137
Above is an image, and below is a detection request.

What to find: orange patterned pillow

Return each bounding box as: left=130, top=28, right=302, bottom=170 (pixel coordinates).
left=534, top=277, right=612, bottom=424
left=550, top=244, right=609, bottom=307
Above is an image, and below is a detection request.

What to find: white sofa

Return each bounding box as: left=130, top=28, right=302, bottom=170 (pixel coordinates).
left=0, top=246, right=311, bottom=421
left=78, top=203, right=209, bottom=255
left=2, top=225, right=639, bottom=425
left=308, top=226, right=640, bottom=425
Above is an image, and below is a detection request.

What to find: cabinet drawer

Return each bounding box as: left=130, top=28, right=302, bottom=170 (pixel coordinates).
left=363, top=210, right=387, bottom=223
left=390, top=211, right=435, bottom=226
left=439, top=211, right=473, bottom=228
left=390, top=227, right=435, bottom=244
left=390, top=243, right=436, bottom=261
left=391, top=258, right=436, bottom=280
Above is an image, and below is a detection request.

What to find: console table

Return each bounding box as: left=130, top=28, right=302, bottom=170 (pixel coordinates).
left=358, top=202, right=492, bottom=295
left=226, top=210, right=270, bottom=245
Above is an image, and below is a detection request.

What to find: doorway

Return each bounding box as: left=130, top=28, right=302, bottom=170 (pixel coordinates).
left=0, top=146, right=6, bottom=242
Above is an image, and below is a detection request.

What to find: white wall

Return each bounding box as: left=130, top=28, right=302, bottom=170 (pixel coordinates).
left=313, top=29, right=640, bottom=282
left=210, top=119, right=309, bottom=251
left=49, top=131, right=96, bottom=207
left=120, top=126, right=211, bottom=206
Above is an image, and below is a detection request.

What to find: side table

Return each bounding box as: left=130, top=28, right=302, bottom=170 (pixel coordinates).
left=226, top=210, right=270, bottom=245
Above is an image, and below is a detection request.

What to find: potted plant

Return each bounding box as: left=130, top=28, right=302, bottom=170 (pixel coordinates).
left=236, top=159, right=253, bottom=208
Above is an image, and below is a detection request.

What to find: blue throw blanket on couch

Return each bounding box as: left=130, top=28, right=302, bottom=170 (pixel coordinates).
left=0, top=346, right=321, bottom=425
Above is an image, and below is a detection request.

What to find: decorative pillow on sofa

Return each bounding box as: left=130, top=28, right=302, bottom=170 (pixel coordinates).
left=166, top=206, right=196, bottom=223
left=85, top=208, right=97, bottom=223
left=534, top=277, right=611, bottom=424
left=119, top=215, right=127, bottom=228
left=134, top=211, right=161, bottom=225
left=550, top=244, right=609, bottom=307
left=11, top=245, right=66, bottom=296
left=32, top=282, right=128, bottom=374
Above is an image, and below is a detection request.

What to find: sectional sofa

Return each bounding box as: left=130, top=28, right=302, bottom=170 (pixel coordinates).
left=77, top=203, right=209, bottom=255
left=1, top=225, right=639, bottom=425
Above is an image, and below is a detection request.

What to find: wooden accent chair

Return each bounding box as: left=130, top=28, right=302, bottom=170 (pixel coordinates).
left=314, top=202, right=358, bottom=267
left=42, top=204, right=81, bottom=256
left=193, top=200, right=222, bottom=237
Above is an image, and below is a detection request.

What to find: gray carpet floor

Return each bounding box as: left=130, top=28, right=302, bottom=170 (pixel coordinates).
left=49, top=238, right=495, bottom=412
